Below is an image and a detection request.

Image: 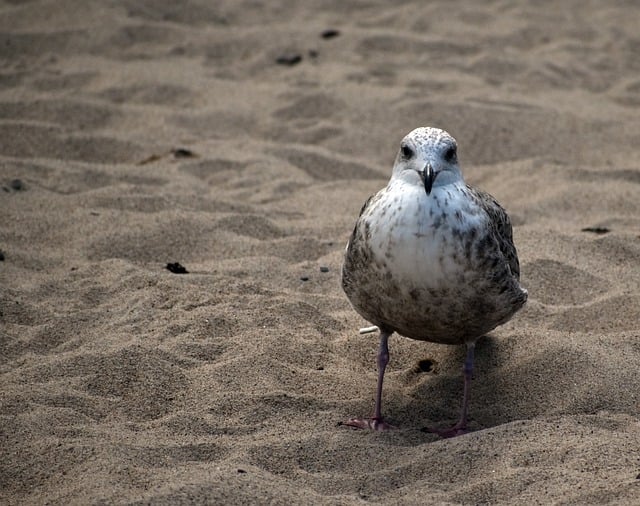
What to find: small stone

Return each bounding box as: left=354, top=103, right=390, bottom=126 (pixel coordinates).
left=300, top=276, right=309, bottom=281
left=320, top=266, right=329, bottom=273
left=417, top=359, right=433, bottom=373
left=321, top=29, right=340, bottom=39
left=172, top=148, right=195, bottom=158
left=166, top=262, right=189, bottom=274
left=276, top=53, right=302, bottom=66
left=10, top=179, right=25, bottom=191
left=581, top=226, right=610, bottom=234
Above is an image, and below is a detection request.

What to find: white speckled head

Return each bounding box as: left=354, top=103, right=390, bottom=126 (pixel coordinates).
left=391, top=127, right=464, bottom=192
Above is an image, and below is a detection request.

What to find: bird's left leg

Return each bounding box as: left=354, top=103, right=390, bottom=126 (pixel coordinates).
left=424, top=340, right=476, bottom=438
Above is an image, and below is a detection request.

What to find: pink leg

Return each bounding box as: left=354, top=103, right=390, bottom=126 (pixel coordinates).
left=424, top=341, right=476, bottom=438
left=344, top=329, right=395, bottom=431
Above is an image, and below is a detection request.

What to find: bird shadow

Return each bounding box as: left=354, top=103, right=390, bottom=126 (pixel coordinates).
left=386, top=334, right=521, bottom=441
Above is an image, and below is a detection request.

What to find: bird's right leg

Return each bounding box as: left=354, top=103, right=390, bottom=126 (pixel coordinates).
left=343, top=328, right=395, bottom=431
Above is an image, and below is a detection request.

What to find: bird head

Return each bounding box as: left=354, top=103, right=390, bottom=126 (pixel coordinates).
left=392, top=127, right=463, bottom=195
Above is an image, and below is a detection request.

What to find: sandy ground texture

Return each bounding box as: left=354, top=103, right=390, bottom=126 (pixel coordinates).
left=2, top=1, right=640, bottom=504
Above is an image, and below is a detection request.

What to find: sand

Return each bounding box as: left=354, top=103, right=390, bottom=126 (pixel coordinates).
left=2, top=1, right=640, bottom=504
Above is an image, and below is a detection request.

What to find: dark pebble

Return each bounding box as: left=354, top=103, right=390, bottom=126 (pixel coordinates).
left=276, top=53, right=302, bottom=66
left=417, top=359, right=434, bottom=373
left=166, top=262, right=189, bottom=274
left=321, top=29, right=340, bottom=39
left=319, top=266, right=329, bottom=273
left=300, top=276, right=309, bottom=281
left=0, top=250, right=5, bottom=261
left=172, top=148, right=195, bottom=158
left=581, top=226, right=610, bottom=234
left=237, top=469, right=247, bottom=474
left=10, top=179, right=25, bottom=191
left=317, top=366, right=324, bottom=371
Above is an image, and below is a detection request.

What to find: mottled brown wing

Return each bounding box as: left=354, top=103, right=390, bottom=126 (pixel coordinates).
left=347, top=194, right=374, bottom=245
left=342, top=192, right=379, bottom=293
left=468, top=185, right=521, bottom=280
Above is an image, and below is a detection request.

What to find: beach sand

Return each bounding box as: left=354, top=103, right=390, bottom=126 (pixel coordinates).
left=2, top=1, right=640, bottom=504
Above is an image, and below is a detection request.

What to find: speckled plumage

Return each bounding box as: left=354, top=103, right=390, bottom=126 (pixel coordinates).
left=341, top=127, right=527, bottom=434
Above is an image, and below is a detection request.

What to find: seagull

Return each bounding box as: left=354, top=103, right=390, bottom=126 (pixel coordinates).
left=341, top=127, right=527, bottom=437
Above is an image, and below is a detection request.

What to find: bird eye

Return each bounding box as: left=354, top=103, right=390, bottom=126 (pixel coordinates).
left=443, top=146, right=457, bottom=163
left=401, top=144, right=414, bottom=159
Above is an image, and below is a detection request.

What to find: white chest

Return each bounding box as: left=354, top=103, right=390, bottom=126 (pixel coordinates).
left=363, top=181, right=486, bottom=289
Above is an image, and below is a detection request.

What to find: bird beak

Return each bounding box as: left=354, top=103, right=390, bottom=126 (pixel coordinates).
left=423, top=162, right=436, bottom=195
